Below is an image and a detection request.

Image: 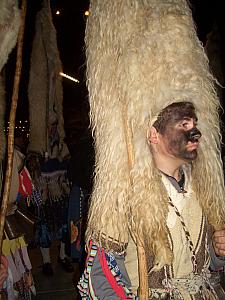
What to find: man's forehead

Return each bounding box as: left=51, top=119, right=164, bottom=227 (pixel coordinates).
left=153, top=101, right=197, bottom=132
left=172, top=112, right=197, bottom=122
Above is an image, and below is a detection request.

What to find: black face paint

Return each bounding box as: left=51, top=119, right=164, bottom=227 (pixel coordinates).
left=153, top=101, right=202, bottom=161
left=163, top=125, right=201, bottom=161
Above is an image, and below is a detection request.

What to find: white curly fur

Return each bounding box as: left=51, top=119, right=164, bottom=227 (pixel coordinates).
left=85, top=0, right=225, bottom=269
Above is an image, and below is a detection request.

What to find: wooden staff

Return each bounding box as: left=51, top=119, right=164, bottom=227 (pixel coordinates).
left=0, top=0, right=27, bottom=257
left=136, top=236, right=149, bottom=299
left=122, top=106, right=149, bottom=299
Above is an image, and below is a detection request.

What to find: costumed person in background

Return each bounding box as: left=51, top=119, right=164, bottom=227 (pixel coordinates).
left=2, top=131, right=35, bottom=299
left=27, top=0, right=73, bottom=276
left=78, top=0, right=225, bottom=299
left=66, top=129, right=95, bottom=278
left=0, top=1, right=35, bottom=299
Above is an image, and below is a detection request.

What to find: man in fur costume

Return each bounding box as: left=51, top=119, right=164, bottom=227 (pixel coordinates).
left=78, top=0, right=225, bottom=299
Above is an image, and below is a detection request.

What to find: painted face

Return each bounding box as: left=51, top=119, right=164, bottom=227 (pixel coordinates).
left=161, top=117, right=201, bottom=161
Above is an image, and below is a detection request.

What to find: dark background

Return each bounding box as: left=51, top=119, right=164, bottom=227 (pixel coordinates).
left=4, top=0, right=225, bottom=145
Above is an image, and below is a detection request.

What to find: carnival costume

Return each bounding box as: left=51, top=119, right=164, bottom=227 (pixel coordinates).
left=27, top=0, right=71, bottom=273
left=78, top=0, right=225, bottom=299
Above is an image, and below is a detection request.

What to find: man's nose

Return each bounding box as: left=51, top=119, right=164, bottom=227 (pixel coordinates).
left=188, top=127, right=202, bottom=142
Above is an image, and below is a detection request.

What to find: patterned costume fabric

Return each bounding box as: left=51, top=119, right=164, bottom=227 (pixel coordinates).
left=34, top=158, right=70, bottom=248
left=2, top=237, right=34, bottom=300
left=78, top=242, right=138, bottom=299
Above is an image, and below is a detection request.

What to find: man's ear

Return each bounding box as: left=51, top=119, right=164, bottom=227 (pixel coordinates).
left=148, top=126, right=159, bottom=144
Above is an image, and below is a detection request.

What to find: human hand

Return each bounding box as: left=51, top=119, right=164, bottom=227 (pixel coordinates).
left=212, top=229, right=225, bottom=257
left=0, top=256, right=8, bottom=289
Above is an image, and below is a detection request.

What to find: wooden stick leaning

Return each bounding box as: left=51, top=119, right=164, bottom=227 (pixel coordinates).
left=0, top=0, right=27, bottom=257
left=122, top=105, right=149, bottom=300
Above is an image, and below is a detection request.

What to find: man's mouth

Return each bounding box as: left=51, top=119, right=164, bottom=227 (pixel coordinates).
left=186, top=142, right=199, bottom=151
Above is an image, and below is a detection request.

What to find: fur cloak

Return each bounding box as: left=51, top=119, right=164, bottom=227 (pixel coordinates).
left=28, top=0, right=68, bottom=159
left=85, top=0, right=225, bottom=269
left=0, top=0, right=20, bottom=162
left=0, top=0, right=20, bottom=71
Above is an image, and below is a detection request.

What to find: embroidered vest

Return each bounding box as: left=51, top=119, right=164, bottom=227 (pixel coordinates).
left=146, top=175, right=219, bottom=299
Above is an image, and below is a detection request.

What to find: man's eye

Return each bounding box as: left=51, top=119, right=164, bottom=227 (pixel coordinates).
left=181, top=122, right=188, bottom=128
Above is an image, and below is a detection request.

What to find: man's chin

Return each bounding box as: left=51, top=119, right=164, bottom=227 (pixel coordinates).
left=177, top=150, right=198, bottom=161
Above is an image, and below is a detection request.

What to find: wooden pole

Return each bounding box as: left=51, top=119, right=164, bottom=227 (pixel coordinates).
left=122, top=106, right=149, bottom=299
left=0, top=0, right=27, bottom=257
left=136, top=236, right=149, bottom=299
